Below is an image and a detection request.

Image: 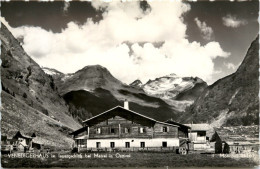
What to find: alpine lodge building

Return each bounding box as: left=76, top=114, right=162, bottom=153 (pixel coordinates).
left=70, top=101, right=190, bottom=152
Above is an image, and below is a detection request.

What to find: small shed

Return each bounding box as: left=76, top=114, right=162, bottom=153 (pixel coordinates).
left=184, top=123, right=213, bottom=151
left=210, top=131, right=228, bottom=153
left=12, top=131, right=33, bottom=151
left=185, top=123, right=210, bottom=142
left=210, top=131, right=259, bottom=154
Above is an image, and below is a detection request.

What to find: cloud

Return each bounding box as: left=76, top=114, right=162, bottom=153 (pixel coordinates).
left=194, top=17, right=213, bottom=40
left=224, top=62, right=236, bottom=70
left=1, top=1, right=230, bottom=84
left=222, top=14, right=247, bottom=28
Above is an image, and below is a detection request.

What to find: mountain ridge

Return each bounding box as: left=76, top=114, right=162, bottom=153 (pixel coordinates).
left=181, top=35, right=259, bottom=127
left=1, top=23, right=81, bottom=148
left=51, top=65, right=180, bottom=121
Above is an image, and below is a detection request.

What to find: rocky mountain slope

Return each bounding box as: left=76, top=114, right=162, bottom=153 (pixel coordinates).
left=50, top=65, right=180, bottom=122
left=1, top=24, right=81, bottom=148
left=129, top=79, right=143, bottom=88
left=182, top=35, right=259, bottom=127
left=130, top=74, right=207, bottom=112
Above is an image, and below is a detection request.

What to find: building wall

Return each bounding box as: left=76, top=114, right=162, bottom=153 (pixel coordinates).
left=189, top=131, right=207, bottom=142
left=189, top=133, right=197, bottom=141
left=17, top=138, right=27, bottom=150
left=193, top=143, right=211, bottom=150
left=86, top=138, right=179, bottom=148
left=228, top=144, right=259, bottom=154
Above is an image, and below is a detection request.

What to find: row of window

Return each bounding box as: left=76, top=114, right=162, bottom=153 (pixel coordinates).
left=95, top=126, right=169, bottom=134
left=96, top=127, right=142, bottom=134
left=96, top=141, right=168, bottom=148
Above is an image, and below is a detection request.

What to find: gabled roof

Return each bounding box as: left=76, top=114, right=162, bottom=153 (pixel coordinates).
left=82, top=106, right=179, bottom=127
left=75, top=135, right=89, bottom=140
left=165, top=119, right=191, bottom=129
left=71, top=105, right=182, bottom=135
left=70, top=126, right=88, bottom=135
left=13, top=131, right=32, bottom=139
left=213, top=125, right=259, bottom=140
left=83, top=106, right=154, bottom=123
left=184, top=123, right=210, bottom=131
left=212, top=129, right=259, bottom=143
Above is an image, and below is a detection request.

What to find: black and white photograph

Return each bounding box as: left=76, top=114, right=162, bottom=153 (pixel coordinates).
left=0, top=0, right=259, bottom=168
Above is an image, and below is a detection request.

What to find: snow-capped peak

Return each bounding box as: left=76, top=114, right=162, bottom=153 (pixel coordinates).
left=142, top=73, right=205, bottom=100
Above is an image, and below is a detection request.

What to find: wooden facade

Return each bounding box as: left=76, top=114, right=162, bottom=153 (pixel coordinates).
left=71, top=105, right=190, bottom=151
left=87, top=116, right=179, bottom=139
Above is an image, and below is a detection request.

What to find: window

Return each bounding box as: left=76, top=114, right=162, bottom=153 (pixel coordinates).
left=140, top=127, right=145, bottom=133
left=125, top=142, right=130, bottom=148
left=111, top=128, right=115, bottom=134
left=96, top=142, right=101, bottom=148
left=162, top=142, right=167, bottom=147
left=125, top=128, right=130, bottom=133
left=198, top=131, right=206, bottom=136
left=140, top=142, right=145, bottom=148
left=110, top=142, right=115, bottom=148
left=96, top=127, right=101, bottom=134
left=163, top=127, right=168, bottom=132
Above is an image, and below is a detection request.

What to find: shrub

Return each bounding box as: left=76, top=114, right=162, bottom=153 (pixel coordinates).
left=23, top=93, right=27, bottom=98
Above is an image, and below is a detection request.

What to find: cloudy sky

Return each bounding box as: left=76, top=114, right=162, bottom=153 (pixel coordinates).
left=1, top=1, right=258, bottom=85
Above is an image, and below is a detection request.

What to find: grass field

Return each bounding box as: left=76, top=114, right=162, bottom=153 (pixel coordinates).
left=1, top=152, right=259, bottom=168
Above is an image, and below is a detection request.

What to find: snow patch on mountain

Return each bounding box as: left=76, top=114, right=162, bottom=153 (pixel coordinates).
left=165, top=99, right=194, bottom=112
left=61, top=74, right=73, bottom=81
left=42, top=67, right=63, bottom=76
left=228, top=88, right=241, bottom=105
left=43, top=69, right=57, bottom=75
left=143, top=74, right=197, bottom=99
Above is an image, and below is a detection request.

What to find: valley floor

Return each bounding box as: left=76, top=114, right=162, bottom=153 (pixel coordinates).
left=1, top=152, right=259, bottom=168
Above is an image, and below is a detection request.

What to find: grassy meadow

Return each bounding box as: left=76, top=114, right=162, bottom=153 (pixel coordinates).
left=1, top=151, right=259, bottom=168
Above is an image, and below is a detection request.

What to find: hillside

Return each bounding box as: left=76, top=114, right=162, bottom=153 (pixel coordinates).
left=182, top=35, right=259, bottom=127
left=0, top=24, right=81, bottom=148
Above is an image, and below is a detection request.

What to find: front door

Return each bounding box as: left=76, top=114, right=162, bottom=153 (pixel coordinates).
left=162, top=141, right=167, bottom=148
left=140, top=142, right=145, bottom=148
left=96, top=142, right=101, bottom=148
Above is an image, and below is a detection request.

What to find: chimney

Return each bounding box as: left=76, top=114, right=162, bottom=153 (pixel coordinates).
left=124, top=99, right=129, bottom=110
